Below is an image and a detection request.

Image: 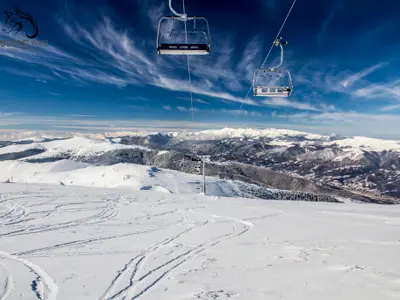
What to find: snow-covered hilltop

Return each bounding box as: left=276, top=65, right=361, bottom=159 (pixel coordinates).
left=0, top=128, right=399, bottom=203
left=0, top=136, right=149, bottom=158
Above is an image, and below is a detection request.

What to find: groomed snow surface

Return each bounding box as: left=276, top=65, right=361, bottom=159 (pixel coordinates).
left=1, top=183, right=400, bottom=300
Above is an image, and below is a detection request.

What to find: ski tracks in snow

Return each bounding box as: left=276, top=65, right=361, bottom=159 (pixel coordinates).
left=0, top=196, right=121, bottom=238
left=102, top=206, right=257, bottom=300
left=101, top=209, right=210, bottom=299
left=0, top=190, right=123, bottom=299
left=0, top=251, right=58, bottom=300
left=0, top=185, right=284, bottom=299
left=0, top=263, right=13, bottom=300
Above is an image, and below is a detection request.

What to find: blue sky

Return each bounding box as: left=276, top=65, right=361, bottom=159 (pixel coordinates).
left=0, top=0, right=399, bottom=139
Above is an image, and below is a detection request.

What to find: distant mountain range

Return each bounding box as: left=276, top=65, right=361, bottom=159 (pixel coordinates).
left=1, top=128, right=399, bottom=204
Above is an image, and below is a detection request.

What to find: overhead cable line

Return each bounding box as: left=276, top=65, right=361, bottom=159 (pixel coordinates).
left=233, top=0, right=298, bottom=119
left=182, top=0, right=195, bottom=124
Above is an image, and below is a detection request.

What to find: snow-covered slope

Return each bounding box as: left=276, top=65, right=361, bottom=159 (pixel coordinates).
left=0, top=159, right=341, bottom=203
left=0, top=136, right=149, bottom=160
left=1, top=183, right=400, bottom=300
left=0, top=159, right=239, bottom=197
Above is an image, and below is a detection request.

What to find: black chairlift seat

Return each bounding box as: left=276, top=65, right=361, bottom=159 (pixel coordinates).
left=157, top=43, right=210, bottom=55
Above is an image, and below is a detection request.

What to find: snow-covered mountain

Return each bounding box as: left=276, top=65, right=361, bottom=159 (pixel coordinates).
left=115, top=128, right=400, bottom=202
left=0, top=128, right=399, bottom=204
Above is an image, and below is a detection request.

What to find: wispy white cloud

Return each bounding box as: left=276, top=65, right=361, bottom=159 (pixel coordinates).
left=340, top=62, right=388, bottom=88
left=276, top=111, right=399, bottom=122
left=176, top=106, right=199, bottom=112
left=3, top=68, right=55, bottom=82
left=237, top=36, right=263, bottom=82
left=125, top=96, right=148, bottom=101
left=0, top=112, right=15, bottom=117
left=296, top=60, right=400, bottom=104
left=310, top=112, right=397, bottom=121
left=0, top=114, right=226, bottom=133
left=155, top=76, right=258, bottom=106
left=352, top=82, right=400, bottom=100
left=176, top=97, right=209, bottom=105
left=219, top=109, right=263, bottom=117
left=195, top=99, right=209, bottom=105
left=316, top=2, right=343, bottom=48
left=1, top=10, right=267, bottom=107
left=263, top=98, right=320, bottom=111
left=160, top=106, right=263, bottom=117
left=147, top=1, right=166, bottom=30
left=125, top=105, right=148, bottom=110
left=66, top=114, right=97, bottom=117
left=0, top=33, right=83, bottom=65
left=319, top=103, right=336, bottom=111
left=3, top=2, right=398, bottom=127
left=379, top=104, right=400, bottom=112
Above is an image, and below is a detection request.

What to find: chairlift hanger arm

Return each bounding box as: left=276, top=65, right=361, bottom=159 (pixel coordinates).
left=271, top=37, right=287, bottom=70
left=169, top=0, right=187, bottom=19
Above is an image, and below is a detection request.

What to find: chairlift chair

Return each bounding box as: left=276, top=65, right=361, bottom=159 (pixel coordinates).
left=253, top=68, right=293, bottom=97
left=157, top=16, right=211, bottom=55
left=156, top=1, right=211, bottom=55
left=253, top=37, right=293, bottom=97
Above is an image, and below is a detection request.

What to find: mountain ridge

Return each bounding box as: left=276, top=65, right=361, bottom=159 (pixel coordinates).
left=0, top=128, right=399, bottom=204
